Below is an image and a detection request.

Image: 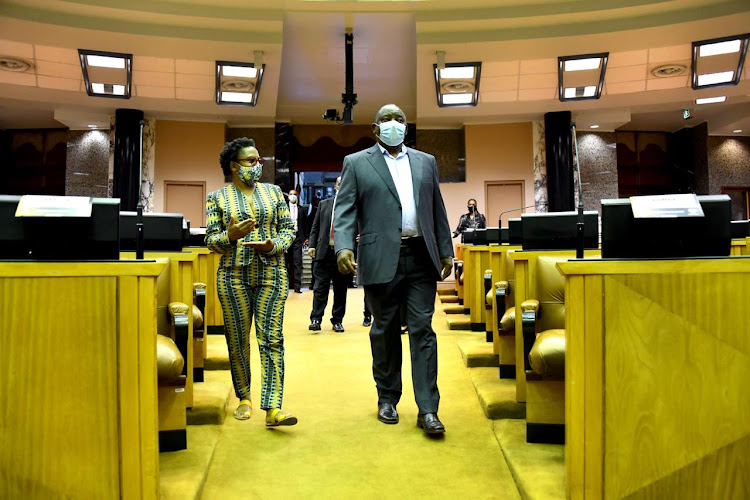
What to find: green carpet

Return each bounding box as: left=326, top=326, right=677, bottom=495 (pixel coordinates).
left=458, top=337, right=499, bottom=367
left=160, top=288, right=564, bottom=499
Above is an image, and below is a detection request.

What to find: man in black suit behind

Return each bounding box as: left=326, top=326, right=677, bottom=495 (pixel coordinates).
left=285, top=189, right=308, bottom=293
left=334, top=104, right=453, bottom=435
left=307, top=177, right=348, bottom=333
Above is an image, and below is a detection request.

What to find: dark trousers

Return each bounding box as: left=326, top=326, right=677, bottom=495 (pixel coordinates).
left=364, top=238, right=439, bottom=414
left=285, top=238, right=303, bottom=290
left=310, top=249, right=349, bottom=324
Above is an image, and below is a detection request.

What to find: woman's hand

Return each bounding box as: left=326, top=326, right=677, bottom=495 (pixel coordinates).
left=228, top=216, right=256, bottom=241
left=242, top=238, right=274, bottom=253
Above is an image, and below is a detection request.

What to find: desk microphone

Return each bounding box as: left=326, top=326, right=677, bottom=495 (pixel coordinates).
left=497, top=204, right=546, bottom=227
left=571, top=122, right=584, bottom=259
left=136, top=119, right=146, bottom=260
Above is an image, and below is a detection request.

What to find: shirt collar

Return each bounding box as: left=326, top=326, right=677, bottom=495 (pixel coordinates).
left=377, top=142, right=407, bottom=159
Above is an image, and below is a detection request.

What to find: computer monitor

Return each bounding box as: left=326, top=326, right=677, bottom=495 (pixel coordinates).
left=473, top=228, right=488, bottom=245
left=486, top=227, right=501, bottom=244
left=601, top=195, right=731, bottom=258
left=500, top=227, right=509, bottom=244
left=461, top=228, right=476, bottom=244
left=0, top=195, right=120, bottom=260
left=730, top=220, right=749, bottom=239
left=521, top=211, right=599, bottom=250
left=508, top=218, right=522, bottom=245
left=119, top=211, right=185, bottom=251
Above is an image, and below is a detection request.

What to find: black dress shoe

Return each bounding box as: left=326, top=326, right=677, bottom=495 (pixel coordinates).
left=309, top=319, right=321, bottom=331
left=294, top=287, right=302, bottom=293
left=363, top=317, right=372, bottom=327
left=417, top=413, right=445, bottom=434
left=332, top=322, right=345, bottom=333
left=378, top=403, right=398, bottom=424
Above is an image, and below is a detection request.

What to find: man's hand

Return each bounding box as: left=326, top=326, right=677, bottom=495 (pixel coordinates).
left=440, top=257, right=453, bottom=280
left=304, top=239, right=309, bottom=246
left=228, top=216, right=256, bottom=241
left=308, top=248, right=316, bottom=258
left=337, top=249, right=357, bottom=275
left=242, top=238, right=274, bottom=253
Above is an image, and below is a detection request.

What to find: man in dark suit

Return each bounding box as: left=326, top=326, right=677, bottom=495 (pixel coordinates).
left=334, top=104, right=453, bottom=435
left=285, top=189, right=308, bottom=293
left=307, top=177, right=349, bottom=333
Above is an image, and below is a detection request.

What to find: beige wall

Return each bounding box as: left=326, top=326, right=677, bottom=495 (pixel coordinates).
left=153, top=120, right=226, bottom=212
left=439, top=122, right=535, bottom=233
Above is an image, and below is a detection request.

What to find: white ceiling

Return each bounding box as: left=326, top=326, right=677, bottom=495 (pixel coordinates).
left=0, top=0, right=748, bottom=136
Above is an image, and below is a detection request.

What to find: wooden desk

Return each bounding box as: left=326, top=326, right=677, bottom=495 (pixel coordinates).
left=0, top=260, right=166, bottom=500
left=558, top=258, right=750, bottom=500
left=121, top=251, right=198, bottom=407
left=205, top=250, right=225, bottom=333
left=463, top=244, right=492, bottom=332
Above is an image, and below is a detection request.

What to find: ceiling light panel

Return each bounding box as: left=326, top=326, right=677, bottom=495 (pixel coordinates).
left=433, top=61, right=482, bottom=108
left=558, top=52, right=608, bottom=102
left=216, top=60, right=264, bottom=107
left=78, top=49, right=132, bottom=99
left=695, top=96, right=726, bottom=104
left=691, top=33, right=749, bottom=90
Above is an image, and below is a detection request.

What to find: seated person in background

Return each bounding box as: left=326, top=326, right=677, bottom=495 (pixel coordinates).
left=452, top=198, right=487, bottom=238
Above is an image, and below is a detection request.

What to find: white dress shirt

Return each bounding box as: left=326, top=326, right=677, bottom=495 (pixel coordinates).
left=378, top=143, right=421, bottom=238
left=289, top=202, right=298, bottom=230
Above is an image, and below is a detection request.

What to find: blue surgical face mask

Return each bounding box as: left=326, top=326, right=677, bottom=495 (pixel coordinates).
left=377, top=120, right=406, bottom=147
left=289, top=194, right=297, bottom=203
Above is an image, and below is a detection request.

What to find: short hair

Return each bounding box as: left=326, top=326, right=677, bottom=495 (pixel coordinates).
left=219, top=137, right=255, bottom=179
left=374, top=104, right=406, bottom=123
left=467, top=198, right=477, bottom=205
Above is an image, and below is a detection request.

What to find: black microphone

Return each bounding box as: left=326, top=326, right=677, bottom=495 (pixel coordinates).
left=497, top=204, right=546, bottom=227
left=136, top=119, right=146, bottom=259
left=571, top=122, right=584, bottom=259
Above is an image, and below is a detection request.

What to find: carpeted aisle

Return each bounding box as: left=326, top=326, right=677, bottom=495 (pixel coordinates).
left=198, top=287, right=522, bottom=499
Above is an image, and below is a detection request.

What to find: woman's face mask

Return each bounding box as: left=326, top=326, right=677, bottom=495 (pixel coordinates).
left=468, top=205, right=476, bottom=213
left=377, top=120, right=406, bottom=147
left=237, top=164, right=262, bottom=186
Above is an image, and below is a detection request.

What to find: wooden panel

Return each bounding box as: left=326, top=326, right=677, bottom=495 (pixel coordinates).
left=0, top=276, right=119, bottom=499
left=165, top=181, right=205, bottom=227
left=526, top=380, right=564, bottom=424
left=603, top=273, right=750, bottom=499
left=137, top=275, right=160, bottom=499
left=118, top=275, right=141, bottom=500
left=486, top=180, right=524, bottom=227
left=565, top=274, right=586, bottom=500
left=583, top=275, right=604, bottom=500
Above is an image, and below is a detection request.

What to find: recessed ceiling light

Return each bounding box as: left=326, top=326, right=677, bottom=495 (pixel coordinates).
left=733, top=129, right=743, bottom=133
left=697, top=71, right=735, bottom=86
left=439, top=66, right=475, bottom=79
left=695, top=96, right=726, bottom=104
left=564, top=58, right=602, bottom=72
left=590, top=124, right=600, bottom=129
left=699, top=39, right=741, bottom=57
left=87, top=124, right=97, bottom=128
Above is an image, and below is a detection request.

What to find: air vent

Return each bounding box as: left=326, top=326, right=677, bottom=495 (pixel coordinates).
left=221, top=80, right=254, bottom=91
left=651, top=64, right=687, bottom=78
left=0, top=56, right=32, bottom=72
left=441, top=81, right=474, bottom=93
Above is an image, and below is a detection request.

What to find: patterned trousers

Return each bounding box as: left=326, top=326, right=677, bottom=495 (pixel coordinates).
left=216, top=263, right=289, bottom=410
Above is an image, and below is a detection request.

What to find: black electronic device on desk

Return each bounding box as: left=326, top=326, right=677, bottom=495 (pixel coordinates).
left=120, top=211, right=185, bottom=251
left=500, top=227, right=509, bottom=244
left=601, top=194, right=731, bottom=258
left=461, top=228, right=476, bottom=244
left=0, top=195, right=120, bottom=260
left=508, top=218, right=522, bottom=245
left=521, top=211, right=599, bottom=250
left=473, top=228, right=488, bottom=245
left=186, top=227, right=207, bottom=247
left=730, top=220, right=749, bottom=239
left=485, top=227, right=501, bottom=244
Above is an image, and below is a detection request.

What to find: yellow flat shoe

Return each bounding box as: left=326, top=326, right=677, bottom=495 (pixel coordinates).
left=265, top=408, right=298, bottom=427
left=233, top=399, right=252, bottom=421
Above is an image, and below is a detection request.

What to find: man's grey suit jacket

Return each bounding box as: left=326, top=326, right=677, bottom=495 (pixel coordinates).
left=334, top=144, right=453, bottom=286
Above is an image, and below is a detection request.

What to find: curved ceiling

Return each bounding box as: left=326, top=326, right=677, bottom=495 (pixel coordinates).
left=0, top=0, right=748, bottom=135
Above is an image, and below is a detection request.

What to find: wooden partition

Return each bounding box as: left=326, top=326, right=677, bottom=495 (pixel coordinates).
left=0, top=260, right=167, bottom=499
left=462, top=244, right=492, bottom=331
left=206, top=250, right=225, bottom=334
left=455, top=243, right=466, bottom=305
left=558, top=258, right=750, bottom=499
left=487, top=246, right=521, bottom=374
left=730, top=237, right=750, bottom=256
left=510, top=249, right=600, bottom=402
left=121, top=251, right=197, bottom=407
left=184, top=246, right=213, bottom=380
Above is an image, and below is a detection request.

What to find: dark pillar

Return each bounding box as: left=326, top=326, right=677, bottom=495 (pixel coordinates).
left=544, top=111, right=574, bottom=212
left=405, top=122, right=417, bottom=149
left=113, top=109, right=144, bottom=211
left=274, top=122, right=293, bottom=193
left=667, top=121, right=707, bottom=194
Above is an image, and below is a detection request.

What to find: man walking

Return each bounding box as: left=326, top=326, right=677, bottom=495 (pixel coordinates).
left=285, top=189, right=308, bottom=293
left=334, top=104, right=453, bottom=435
left=308, top=177, right=349, bottom=333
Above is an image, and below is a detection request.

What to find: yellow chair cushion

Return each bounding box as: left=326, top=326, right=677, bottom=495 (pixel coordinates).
left=500, top=307, right=515, bottom=332
left=169, top=302, right=189, bottom=316
left=192, top=304, right=204, bottom=329
left=529, top=329, right=565, bottom=378
left=156, top=334, right=185, bottom=383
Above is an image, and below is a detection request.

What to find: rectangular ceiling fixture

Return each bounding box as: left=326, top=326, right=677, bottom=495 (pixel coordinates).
left=78, top=49, right=132, bottom=99
left=216, top=60, right=265, bottom=106
left=558, top=52, right=608, bottom=102
left=691, top=33, right=749, bottom=90
left=433, top=61, right=482, bottom=107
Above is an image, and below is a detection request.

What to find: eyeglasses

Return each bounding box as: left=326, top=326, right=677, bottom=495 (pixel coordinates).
left=236, top=157, right=261, bottom=165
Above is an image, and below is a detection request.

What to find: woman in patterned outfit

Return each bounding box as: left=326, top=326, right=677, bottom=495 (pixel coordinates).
left=206, top=137, right=298, bottom=427
left=452, top=198, right=487, bottom=238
